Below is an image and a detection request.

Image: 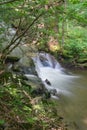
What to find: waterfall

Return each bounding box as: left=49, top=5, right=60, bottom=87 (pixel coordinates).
left=33, top=52, right=77, bottom=98
left=33, top=53, right=62, bottom=69
left=33, top=53, right=87, bottom=130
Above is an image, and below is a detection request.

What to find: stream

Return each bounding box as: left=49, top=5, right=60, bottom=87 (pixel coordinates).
left=33, top=52, right=87, bottom=130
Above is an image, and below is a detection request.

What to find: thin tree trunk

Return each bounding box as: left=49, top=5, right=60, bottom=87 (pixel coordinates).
left=62, top=18, right=65, bottom=45
left=61, top=0, right=67, bottom=46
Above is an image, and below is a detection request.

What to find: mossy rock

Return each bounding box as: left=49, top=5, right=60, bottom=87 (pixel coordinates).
left=19, top=56, right=35, bottom=67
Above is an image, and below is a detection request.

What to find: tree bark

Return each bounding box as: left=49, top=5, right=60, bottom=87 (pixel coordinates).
left=61, top=0, right=67, bottom=46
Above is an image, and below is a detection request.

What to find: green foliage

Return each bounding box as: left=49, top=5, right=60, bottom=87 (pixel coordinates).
left=1, top=0, right=87, bottom=129
left=0, top=119, right=5, bottom=125
left=62, top=24, right=87, bottom=63
left=0, top=0, right=65, bottom=55
left=0, top=0, right=87, bottom=55
left=63, top=42, right=87, bottom=59
left=0, top=69, right=66, bottom=130
left=67, top=0, right=87, bottom=27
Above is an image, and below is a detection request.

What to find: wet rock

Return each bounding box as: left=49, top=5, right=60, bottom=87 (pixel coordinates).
left=50, top=89, right=57, bottom=96
left=39, top=55, right=48, bottom=62
left=45, top=79, right=51, bottom=86
left=40, top=56, right=50, bottom=67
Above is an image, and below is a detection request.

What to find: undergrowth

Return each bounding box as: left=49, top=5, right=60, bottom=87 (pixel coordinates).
left=0, top=70, right=67, bottom=130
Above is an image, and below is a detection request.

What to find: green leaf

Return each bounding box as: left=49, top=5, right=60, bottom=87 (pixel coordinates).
left=0, top=119, right=5, bottom=125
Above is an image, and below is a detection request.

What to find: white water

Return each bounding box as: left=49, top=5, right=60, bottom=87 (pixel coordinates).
left=33, top=53, right=77, bottom=97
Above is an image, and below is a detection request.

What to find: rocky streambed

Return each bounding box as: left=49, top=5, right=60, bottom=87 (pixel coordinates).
left=5, top=55, right=54, bottom=99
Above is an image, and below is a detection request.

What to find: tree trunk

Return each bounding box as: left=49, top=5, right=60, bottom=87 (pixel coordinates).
left=61, top=0, right=67, bottom=46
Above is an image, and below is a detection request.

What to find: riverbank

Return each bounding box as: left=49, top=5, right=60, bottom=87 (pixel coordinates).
left=51, top=51, right=87, bottom=70
left=0, top=83, right=67, bottom=130
left=0, top=54, right=68, bottom=130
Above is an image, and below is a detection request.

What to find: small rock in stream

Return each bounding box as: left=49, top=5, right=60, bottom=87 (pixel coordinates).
left=50, top=89, right=57, bottom=96
left=45, top=79, right=51, bottom=86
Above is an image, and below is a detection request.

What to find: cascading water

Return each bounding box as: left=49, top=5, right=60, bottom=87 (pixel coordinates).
left=32, top=53, right=87, bottom=130
left=33, top=52, right=77, bottom=97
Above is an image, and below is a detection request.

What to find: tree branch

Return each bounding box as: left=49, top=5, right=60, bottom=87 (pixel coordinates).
left=12, top=13, right=43, bottom=43
left=2, top=18, right=22, bottom=53
left=0, top=0, right=19, bottom=5
left=7, top=37, right=23, bottom=54
left=2, top=13, right=43, bottom=56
